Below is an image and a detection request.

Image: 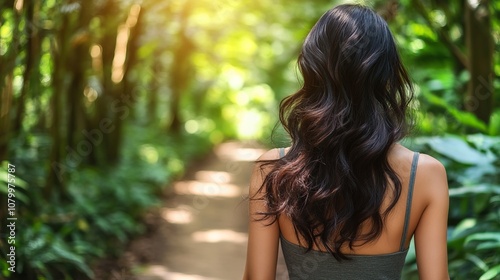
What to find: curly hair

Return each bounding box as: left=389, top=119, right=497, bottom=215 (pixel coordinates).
left=256, top=4, right=414, bottom=261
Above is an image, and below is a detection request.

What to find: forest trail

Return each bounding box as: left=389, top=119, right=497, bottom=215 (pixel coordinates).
left=132, top=141, right=288, bottom=280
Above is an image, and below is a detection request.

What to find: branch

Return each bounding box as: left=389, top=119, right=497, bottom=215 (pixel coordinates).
left=411, top=0, right=469, bottom=70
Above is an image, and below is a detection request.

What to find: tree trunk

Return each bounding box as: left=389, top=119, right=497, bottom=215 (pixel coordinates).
left=168, top=2, right=195, bottom=134
left=0, top=74, right=13, bottom=162
left=13, top=0, right=40, bottom=133
left=107, top=4, right=143, bottom=163
left=148, top=55, right=160, bottom=123
left=464, top=0, right=494, bottom=124
left=45, top=12, right=72, bottom=200
left=95, top=0, right=119, bottom=164
left=66, top=2, right=91, bottom=151
left=0, top=4, right=21, bottom=101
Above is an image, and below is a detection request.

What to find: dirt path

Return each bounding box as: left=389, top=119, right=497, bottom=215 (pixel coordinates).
left=131, top=142, right=288, bottom=280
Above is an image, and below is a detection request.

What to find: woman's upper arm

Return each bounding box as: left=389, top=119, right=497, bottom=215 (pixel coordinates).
left=414, top=155, right=450, bottom=280
left=243, top=149, right=280, bottom=280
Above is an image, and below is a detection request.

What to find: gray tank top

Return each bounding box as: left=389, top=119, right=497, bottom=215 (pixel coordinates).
left=278, top=148, right=420, bottom=279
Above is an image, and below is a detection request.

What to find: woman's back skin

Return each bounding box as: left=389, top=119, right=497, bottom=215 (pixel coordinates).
left=243, top=143, right=449, bottom=279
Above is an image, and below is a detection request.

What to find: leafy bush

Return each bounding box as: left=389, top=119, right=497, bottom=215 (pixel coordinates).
left=0, top=125, right=212, bottom=279
left=403, top=134, right=500, bottom=280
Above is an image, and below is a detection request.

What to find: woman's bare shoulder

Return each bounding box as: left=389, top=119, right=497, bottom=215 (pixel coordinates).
left=257, top=148, right=281, bottom=161
left=417, top=153, right=447, bottom=173
left=250, top=148, right=289, bottom=193
left=415, top=153, right=449, bottom=204
left=391, top=144, right=448, bottom=194
left=392, top=144, right=446, bottom=173
left=257, top=147, right=290, bottom=161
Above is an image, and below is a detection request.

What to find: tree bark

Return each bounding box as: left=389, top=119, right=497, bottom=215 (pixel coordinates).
left=168, top=2, right=195, bottom=134
left=464, top=0, right=494, bottom=124
left=66, top=2, right=91, bottom=151
left=107, top=4, right=143, bottom=163
left=95, top=0, right=119, bottom=164
left=0, top=75, right=13, bottom=162
left=0, top=5, right=21, bottom=101
left=45, top=12, right=72, bottom=199
left=14, top=0, right=42, bottom=133
left=148, top=52, right=161, bottom=123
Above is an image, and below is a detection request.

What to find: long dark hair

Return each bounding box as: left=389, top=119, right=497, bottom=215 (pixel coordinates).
left=256, top=4, right=414, bottom=260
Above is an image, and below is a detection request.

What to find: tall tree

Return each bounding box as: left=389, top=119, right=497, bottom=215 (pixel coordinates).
left=0, top=4, right=22, bottom=161
left=464, top=0, right=494, bottom=124
left=168, top=1, right=195, bottom=134
left=13, top=0, right=42, bottom=134
left=66, top=1, right=91, bottom=151
left=45, top=3, right=75, bottom=199
left=107, top=4, right=143, bottom=163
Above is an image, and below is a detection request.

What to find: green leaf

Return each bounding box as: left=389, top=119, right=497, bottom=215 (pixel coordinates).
left=465, top=253, right=488, bottom=272
left=52, top=242, right=94, bottom=278
left=466, top=134, right=500, bottom=150
left=449, top=184, right=500, bottom=197
left=0, top=168, right=28, bottom=189
left=461, top=164, right=498, bottom=184
left=464, top=232, right=500, bottom=246
left=476, top=241, right=500, bottom=251
left=480, top=264, right=500, bottom=280
left=422, top=92, right=488, bottom=131
left=488, top=110, right=500, bottom=136
left=449, top=218, right=477, bottom=240
left=425, top=136, right=492, bottom=164
left=448, top=109, right=488, bottom=132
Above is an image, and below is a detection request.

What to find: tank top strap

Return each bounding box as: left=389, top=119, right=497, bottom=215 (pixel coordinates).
left=399, top=152, right=420, bottom=251
left=278, top=147, right=285, bottom=158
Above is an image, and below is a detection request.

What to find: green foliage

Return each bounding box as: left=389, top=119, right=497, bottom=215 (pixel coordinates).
left=12, top=222, right=94, bottom=279
left=0, top=161, right=29, bottom=203
left=403, top=135, right=500, bottom=280
left=1, top=124, right=212, bottom=279
left=421, top=91, right=489, bottom=133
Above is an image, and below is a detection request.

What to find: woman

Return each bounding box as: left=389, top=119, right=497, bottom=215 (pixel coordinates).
left=243, top=4, right=449, bottom=280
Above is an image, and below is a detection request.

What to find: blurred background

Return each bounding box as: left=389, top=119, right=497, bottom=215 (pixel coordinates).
left=0, top=0, right=499, bottom=279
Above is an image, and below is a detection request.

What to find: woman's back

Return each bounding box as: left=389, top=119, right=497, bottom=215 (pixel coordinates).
left=247, top=145, right=449, bottom=279
left=278, top=145, right=419, bottom=256
left=277, top=145, right=445, bottom=279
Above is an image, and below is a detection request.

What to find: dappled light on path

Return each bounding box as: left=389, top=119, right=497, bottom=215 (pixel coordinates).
left=194, top=171, right=232, bottom=183
left=161, top=207, right=193, bottom=224
left=173, top=181, right=242, bottom=198
left=138, top=265, right=220, bottom=280
left=191, top=229, right=248, bottom=244
left=134, top=142, right=288, bottom=280
left=215, top=143, right=267, bottom=162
